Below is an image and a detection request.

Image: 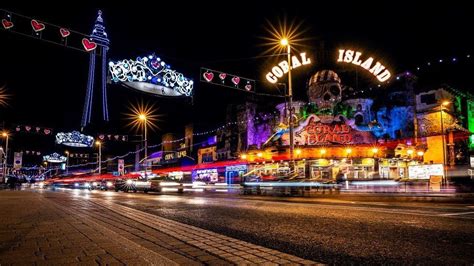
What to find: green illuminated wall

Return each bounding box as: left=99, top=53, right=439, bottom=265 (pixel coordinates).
left=467, top=100, right=474, bottom=149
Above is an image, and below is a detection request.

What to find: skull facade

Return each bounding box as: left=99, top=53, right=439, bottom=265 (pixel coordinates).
left=308, top=70, right=342, bottom=111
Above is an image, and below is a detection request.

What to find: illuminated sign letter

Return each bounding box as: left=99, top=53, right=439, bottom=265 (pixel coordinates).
left=301, top=52, right=311, bottom=65
left=352, top=52, right=363, bottom=65
left=291, top=56, right=302, bottom=68
left=377, top=70, right=391, bottom=82
left=360, top=57, right=374, bottom=70
left=369, top=62, right=386, bottom=76
left=272, top=66, right=284, bottom=78
left=344, top=50, right=354, bottom=63
left=337, top=49, right=345, bottom=62
left=266, top=72, right=277, bottom=83
left=279, top=61, right=290, bottom=74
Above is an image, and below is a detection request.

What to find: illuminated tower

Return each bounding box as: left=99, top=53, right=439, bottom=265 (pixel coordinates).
left=81, top=10, right=110, bottom=128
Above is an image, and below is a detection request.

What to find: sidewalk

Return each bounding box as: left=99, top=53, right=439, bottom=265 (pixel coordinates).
left=0, top=190, right=316, bottom=265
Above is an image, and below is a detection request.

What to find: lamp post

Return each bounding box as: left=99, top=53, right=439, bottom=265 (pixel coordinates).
left=280, top=38, right=295, bottom=171
left=2, top=132, right=8, bottom=180
left=65, top=151, right=69, bottom=174
left=95, top=141, right=102, bottom=174
left=440, top=100, right=450, bottom=185
left=139, top=113, right=148, bottom=180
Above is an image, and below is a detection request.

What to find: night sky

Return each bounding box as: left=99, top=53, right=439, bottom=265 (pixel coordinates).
left=1, top=2, right=473, bottom=157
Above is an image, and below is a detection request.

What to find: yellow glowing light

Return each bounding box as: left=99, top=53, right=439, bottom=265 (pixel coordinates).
left=95, top=141, right=101, bottom=146
left=417, top=151, right=424, bottom=156
left=320, top=149, right=327, bottom=155
left=261, top=17, right=310, bottom=56
left=1, top=132, right=7, bottom=137
left=257, top=152, right=263, bottom=158
left=0, top=86, right=10, bottom=107
left=372, top=148, right=379, bottom=154
left=65, top=151, right=69, bottom=155
left=241, top=154, right=247, bottom=160
left=125, top=101, right=161, bottom=133
left=442, top=101, right=450, bottom=106
left=295, top=148, right=302, bottom=155
left=407, top=149, right=414, bottom=155
left=346, top=148, right=352, bottom=154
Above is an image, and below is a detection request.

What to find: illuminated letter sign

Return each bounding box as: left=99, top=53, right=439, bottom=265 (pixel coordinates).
left=337, top=49, right=391, bottom=82
left=265, top=52, right=312, bottom=83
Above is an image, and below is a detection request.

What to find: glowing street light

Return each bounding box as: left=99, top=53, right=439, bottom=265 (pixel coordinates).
left=65, top=151, right=70, bottom=174
left=279, top=37, right=296, bottom=170
left=240, top=154, right=247, bottom=160
left=126, top=102, right=160, bottom=181
left=2, top=132, right=8, bottom=179
left=372, top=148, right=379, bottom=154
left=95, top=141, right=102, bottom=174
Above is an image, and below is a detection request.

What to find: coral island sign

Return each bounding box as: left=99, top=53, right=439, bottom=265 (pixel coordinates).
left=265, top=52, right=312, bottom=83
left=337, top=49, right=391, bottom=82
left=279, top=115, right=377, bottom=146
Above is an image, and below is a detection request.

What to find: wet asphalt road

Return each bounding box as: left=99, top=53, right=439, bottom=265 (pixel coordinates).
left=46, top=188, right=474, bottom=264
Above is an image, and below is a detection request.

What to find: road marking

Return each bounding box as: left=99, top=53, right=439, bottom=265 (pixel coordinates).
left=439, top=211, right=474, bottom=216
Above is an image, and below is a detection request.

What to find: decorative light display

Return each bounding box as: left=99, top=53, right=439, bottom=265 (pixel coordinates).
left=0, top=9, right=103, bottom=54
left=43, top=153, right=67, bottom=163
left=109, top=54, right=194, bottom=97
left=97, top=134, right=128, bottom=142
left=200, top=67, right=255, bottom=93
left=55, top=131, right=94, bottom=147
left=30, top=19, right=45, bottom=32
left=265, top=52, right=312, bottom=83
left=412, top=53, right=471, bottom=73
left=337, top=49, right=391, bottom=82
left=82, top=10, right=110, bottom=127
left=15, top=125, right=52, bottom=135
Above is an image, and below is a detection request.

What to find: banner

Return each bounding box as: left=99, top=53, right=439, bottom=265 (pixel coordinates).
left=118, top=159, right=124, bottom=175
left=13, top=152, right=22, bottom=169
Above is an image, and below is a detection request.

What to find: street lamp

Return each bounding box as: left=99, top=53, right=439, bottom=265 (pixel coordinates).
left=65, top=151, right=69, bottom=174
left=440, top=100, right=450, bottom=184
left=280, top=37, right=295, bottom=170
left=2, top=132, right=8, bottom=179
left=139, top=113, right=148, bottom=180
left=95, top=141, right=102, bottom=174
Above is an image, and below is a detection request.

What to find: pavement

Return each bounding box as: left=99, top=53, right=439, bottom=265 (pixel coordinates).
left=0, top=189, right=316, bottom=265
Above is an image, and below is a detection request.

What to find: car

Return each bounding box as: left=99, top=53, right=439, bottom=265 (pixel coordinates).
left=114, top=176, right=184, bottom=193
left=98, top=180, right=114, bottom=191
left=114, top=178, right=138, bottom=192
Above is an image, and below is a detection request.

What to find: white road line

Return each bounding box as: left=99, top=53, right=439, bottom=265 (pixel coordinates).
left=439, top=211, right=474, bottom=216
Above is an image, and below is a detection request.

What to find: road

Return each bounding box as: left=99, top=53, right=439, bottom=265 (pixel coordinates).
left=38, top=188, right=474, bottom=264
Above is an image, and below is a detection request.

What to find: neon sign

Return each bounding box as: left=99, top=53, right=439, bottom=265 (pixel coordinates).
left=265, top=52, right=312, bottom=83
left=303, top=120, right=353, bottom=145
left=337, top=49, right=391, bottom=82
